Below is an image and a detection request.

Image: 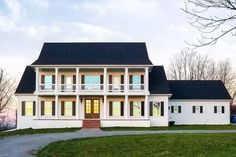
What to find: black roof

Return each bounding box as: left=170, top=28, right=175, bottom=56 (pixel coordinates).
left=15, top=66, right=35, bottom=94
left=32, top=42, right=153, bottom=65
left=149, top=66, right=171, bottom=94
left=168, top=80, right=231, bottom=99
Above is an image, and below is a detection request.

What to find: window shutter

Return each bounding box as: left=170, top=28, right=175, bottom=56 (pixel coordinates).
left=41, top=101, right=45, bottom=116
left=33, top=101, right=36, bottom=116
left=109, top=101, right=113, bottom=116
left=41, top=75, right=45, bottom=84
left=200, top=106, right=203, bottom=113
left=171, top=106, right=174, bottom=113
left=141, top=101, right=144, bottom=116
left=161, top=101, right=164, bottom=116
left=192, top=106, right=195, bottom=113
left=22, top=101, right=25, bottom=116
left=129, top=75, right=133, bottom=90
left=81, top=75, right=85, bottom=84
left=73, top=75, right=76, bottom=91
left=72, top=101, right=76, bottom=116
left=130, top=101, right=133, bottom=116
left=214, top=106, right=217, bottom=113
left=178, top=106, right=181, bottom=113
left=109, top=75, right=112, bottom=91
left=61, top=101, right=65, bottom=116
left=121, top=101, right=124, bottom=116
left=121, top=75, right=124, bottom=84
left=52, top=101, right=55, bottom=116
left=222, top=106, right=225, bottom=113
left=141, top=75, right=144, bottom=84
left=149, top=102, right=153, bottom=116
left=52, top=75, right=55, bottom=84
left=100, top=75, right=103, bottom=90
left=61, top=75, right=65, bottom=91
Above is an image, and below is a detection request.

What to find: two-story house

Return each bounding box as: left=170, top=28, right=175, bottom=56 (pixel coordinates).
left=15, top=42, right=232, bottom=128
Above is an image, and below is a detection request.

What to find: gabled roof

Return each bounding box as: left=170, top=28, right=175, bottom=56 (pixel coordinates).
left=32, top=42, right=153, bottom=65
left=15, top=66, right=35, bottom=94
left=168, top=80, right=231, bottom=99
left=149, top=66, right=171, bottom=94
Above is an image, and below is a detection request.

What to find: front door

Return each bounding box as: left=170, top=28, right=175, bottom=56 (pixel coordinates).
left=85, top=99, right=100, bottom=119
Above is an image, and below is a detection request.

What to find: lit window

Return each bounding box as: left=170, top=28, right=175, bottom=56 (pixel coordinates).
left=152, top=102, right=161, bottom=116
left=85, top=100, right=91, bottom=114
left=94, top=100, right=99, bottom=114
left=45, top=101, right=53, bottom=116
left=64, top=102, right=73, bottom=116
left=131, top=101, right=144, bottom=117
left=25, top=102, right=33, bottom=116
left=113, top=102, right=121, bottom=117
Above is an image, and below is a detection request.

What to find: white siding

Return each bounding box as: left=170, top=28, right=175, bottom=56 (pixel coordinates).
left=169, top=100, right=230, bottom=125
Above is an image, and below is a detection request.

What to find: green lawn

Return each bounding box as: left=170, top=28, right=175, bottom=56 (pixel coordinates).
left=101, top=125, right=236, bottom=131
left=0, top=128, right=80, bottom=138
left=37, top=133, right=236, bottom=157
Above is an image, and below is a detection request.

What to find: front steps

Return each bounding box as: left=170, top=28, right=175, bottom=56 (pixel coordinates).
left=83, top=119, right=100, bottom=128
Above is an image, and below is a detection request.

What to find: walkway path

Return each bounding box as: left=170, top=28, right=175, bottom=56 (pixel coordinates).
left=1, top=129, right=236, bottom=157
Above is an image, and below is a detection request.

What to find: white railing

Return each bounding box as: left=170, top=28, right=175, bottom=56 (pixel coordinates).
left=80, top=84, right=104, bottom=91
left=108, top=84, right=124, bottom=92
left=129, top=84, right=145, bottom=91
left=39, top=84, right=55, bottom=92
left=59, top=84, right=76, bottom=92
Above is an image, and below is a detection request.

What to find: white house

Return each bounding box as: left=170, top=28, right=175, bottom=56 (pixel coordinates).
left=15, top=42, right=232, bottom=129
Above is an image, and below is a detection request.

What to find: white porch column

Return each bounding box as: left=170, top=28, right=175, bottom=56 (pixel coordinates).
left=55, top=68, right=58, bottom=92
left=145, top=67, right=149, bottom=92
left=76, top=68, right=80, bottom=92
left=76, top=95, right=80, bottom=119
left=103, top=68, right=107, bottom=92
left=103, top=95, right=107, bottom=119
left=55, top=95, right=58, bottom=118
left=124, top=95, right=128, bottom=119
left=125, top=68, right=128, bottom=93
left=144, top=95, right=149, bottom=119
left=35, top=67, right=39, bottom=92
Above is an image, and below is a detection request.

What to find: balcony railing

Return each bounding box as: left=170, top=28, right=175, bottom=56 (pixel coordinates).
left=80, top=84, right=104, bottom=91
left=59, top=84, right=76, bottom=92
left=129, top=84, right=145, bottom=91
left=108, top=84, right=124, bottom=92
left=39, top=84, right=55, bottom=92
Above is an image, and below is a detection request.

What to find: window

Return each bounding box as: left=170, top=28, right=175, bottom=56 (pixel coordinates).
left=22, top=101, right=35, bottom=116
left=150, top=101, right=164, bottom=116
left=65, top=102, right=73, bottom=116
left=214, top=106, right=225, bottom=114
left=171, top=106, right=181, bottom=113
left=65, top=76, right=73, bottom=90
left=109, top=101, right=124, bottom=117
left=132, top=75, right=141, bottom=90
left=44, top=101, right=53, bottom=116
left=45, top=75, right=53, bottom=89
left=84, top=76, right=100, bottom=90
left=130, top=101, right=144, bottom=117
left=113, top=76, right=120, bottom=90
left=193, top=106, right=203, bottom=114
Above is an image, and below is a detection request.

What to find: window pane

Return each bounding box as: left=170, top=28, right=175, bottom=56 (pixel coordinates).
left=25, top=102, right=33, bottom=116
left=65, top=76, right=73, bottom=90
left=65, top=102, right=72, bottom=116
left=133, top=102, right=141, bottom=116
left=84, top=76, right=100, bottom=90
left=94, top=100, right=99, bottom=114
left=45, top=101, right=52, bottom=116
left=113, top=102, right=121, bottom=116
left=132, top=75, right=141, bottom=90
left=217, top=106, right=222, bottom=113
left=153, top=102, right=161, bottom=116
left=86, top=100, right=91, bottom=114
left=45, top=75, right=52, bottom=89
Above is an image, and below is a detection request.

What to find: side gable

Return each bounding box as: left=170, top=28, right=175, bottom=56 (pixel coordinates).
left=168, top=80, right=232, bottom=99
left=15, top=66, right=35, bottom=94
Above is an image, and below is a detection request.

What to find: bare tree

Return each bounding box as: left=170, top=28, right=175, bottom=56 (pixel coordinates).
left=182, top=0, right=236, bottom=47
left=168, top=49, right=236, bottom=102
left=0, top=68, right=15, bottom=114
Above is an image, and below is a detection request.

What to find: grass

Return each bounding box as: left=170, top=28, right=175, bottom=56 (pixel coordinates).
left=0, top=128, right=80, bottom=138
left=101, top=125, right=236, bottom=131
left=37, top=133, right=236, bottom=157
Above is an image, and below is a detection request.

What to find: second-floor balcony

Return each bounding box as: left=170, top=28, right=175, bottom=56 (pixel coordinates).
left=36, top=67, right=149, bottom=94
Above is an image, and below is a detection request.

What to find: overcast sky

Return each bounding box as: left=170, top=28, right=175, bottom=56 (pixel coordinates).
left=0, top=0, right=235, bottom=82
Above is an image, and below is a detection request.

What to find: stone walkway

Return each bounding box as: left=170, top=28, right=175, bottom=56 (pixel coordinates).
left=1, top=129, right=236, bottom=157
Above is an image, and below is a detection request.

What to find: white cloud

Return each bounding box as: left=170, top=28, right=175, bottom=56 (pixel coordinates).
left=31, top=0, right=49, bottom=8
